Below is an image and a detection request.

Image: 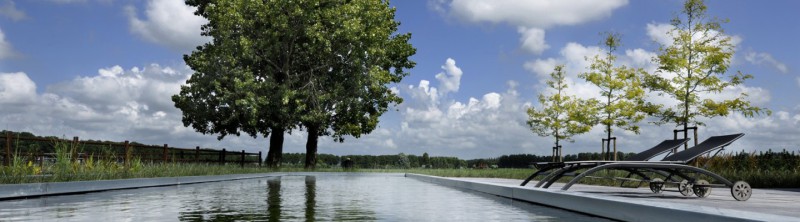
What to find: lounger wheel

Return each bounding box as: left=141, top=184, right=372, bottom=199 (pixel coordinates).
left=692, top=180, right=711, bottom=198
left=731, top=181, right=752, bottom=201
left=649, top=178, right=664, bottom=193
left=678, top=180, right=694, bottom=196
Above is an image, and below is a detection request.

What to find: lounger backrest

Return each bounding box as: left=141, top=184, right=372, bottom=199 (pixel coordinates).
left=625, top=139, right=689, bottom=161
left=661, top=133, right=745, bottom=162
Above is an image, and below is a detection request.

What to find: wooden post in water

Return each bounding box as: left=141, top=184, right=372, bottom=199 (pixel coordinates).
left=124, top=141, right=130, bottom=168
left=240, top=150, right=245, bottom=168
left=258, top=151, right=262, bottom=167
left=163, top=144, right=168, bottom=163
left=4, top=131, right=11, bottom=166
left=195, top=146, right=200, bottom=163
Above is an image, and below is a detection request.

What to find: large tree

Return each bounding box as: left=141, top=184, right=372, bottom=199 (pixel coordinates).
left=173, top=0, right=414, bottom=169
left=294, top=0, right=414, bottom=168
left=527, top=65, right=597, bottom=162
left=645, top=0, right=769, bottom=147
left=580, top=33, right=658, bottom=160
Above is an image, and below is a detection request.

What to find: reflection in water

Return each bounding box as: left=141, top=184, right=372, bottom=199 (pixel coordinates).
left=305, top=176, right=316, bottom=222
left=267, top=177, right=281, bottom=222
left=0, top=174, right=608, bottom=221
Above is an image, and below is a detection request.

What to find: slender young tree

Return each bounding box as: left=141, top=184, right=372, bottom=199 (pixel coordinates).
left=527, top=65, right=597, bottom=162
left=580, top=33, right=659, bottom=160
left=645, top=0, right=769, bottom=148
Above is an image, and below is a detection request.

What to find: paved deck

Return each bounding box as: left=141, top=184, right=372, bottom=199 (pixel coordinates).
left=461, top=177, right=800, bottom=219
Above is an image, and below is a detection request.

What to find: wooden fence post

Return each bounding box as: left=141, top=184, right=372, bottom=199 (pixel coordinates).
left=163, top=144, right=168, bottom=163
left=4, top=131, right=11, bottom=166
left=240, top=150, right=245, bottom=168
left=258, top=151, right=262, bottom=167
left=195, top=146, right=200, bottom=163
left=613, top=137, right=617, bottom=161
left=220, top=148, right=226, bottom=165
left=124, top=140, right=130, bottom=168
left=72, top=136, right=79, bottom=163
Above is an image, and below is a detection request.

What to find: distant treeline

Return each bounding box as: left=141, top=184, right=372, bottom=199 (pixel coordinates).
left=279, top=152, right=640, bottom=169
left=280, top=150, right=800, bottom=171
left=281, top=153, right=468, bottom=169
left=469, top=152, right=636, bottom=168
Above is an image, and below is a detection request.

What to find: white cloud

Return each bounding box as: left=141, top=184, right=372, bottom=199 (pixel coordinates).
left=745, top=52, right=789, bottom=74
left=0, top=0, right=26, bottom=21
left=435, top=58, right=463, bottom=94
left=517, top=27, right=549, bottom=54
left=311, top=58, right=546, bottom=158
left=647, top=22, right=742, bottom=49
left=0, top=27, right=17, bottom=59
left=524, top=42, right=603, bottom=100
left=125, top=0, right=210, bottom=52
left=624, top=48, right=656, bottom=69
left=0, top=64, right=256, bottom=152
left=0, top=72, right=36, bottom=105
left=434, top=0, right=627, bottom=55
left=49, top=0, right=88, bottom=3
left=442, top=0, right=628, bottom=28
left=797, top=77, right=800, bottom=88
left=394, top=78, right=538, bottom=158
left=646, top=23, right=673, bottom=46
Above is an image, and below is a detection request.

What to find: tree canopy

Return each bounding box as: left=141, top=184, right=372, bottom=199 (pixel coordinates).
left=173, top=0, right=414, bottom=168
left=527, top=65, right=597, bottom=162
left=580, top=32, right=659, bottom=160
left=290, top=0, right=415, bottom=168
left=645, top=0, right=770, bottom=137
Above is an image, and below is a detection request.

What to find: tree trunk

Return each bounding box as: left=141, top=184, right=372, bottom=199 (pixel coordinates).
left=304, top=124, right=319, bottom=169
left=266, top=127, right=284, bottom=168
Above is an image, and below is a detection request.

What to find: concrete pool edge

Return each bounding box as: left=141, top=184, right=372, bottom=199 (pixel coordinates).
left=0, top=173, right=286, bottom=200
left=406, top=173, right=797, bottom=222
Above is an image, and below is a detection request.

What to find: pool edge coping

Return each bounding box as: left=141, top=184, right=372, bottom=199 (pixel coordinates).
left=405, top=173, right=798, bottom=222
left=0, top=173, right=286, bottom=200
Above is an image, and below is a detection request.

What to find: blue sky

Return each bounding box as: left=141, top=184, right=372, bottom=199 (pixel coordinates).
left=0, top=0, right=798, bottom=159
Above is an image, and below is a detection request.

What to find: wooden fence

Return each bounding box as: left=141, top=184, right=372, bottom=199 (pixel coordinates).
left=1, top=132, right=262, bottom=167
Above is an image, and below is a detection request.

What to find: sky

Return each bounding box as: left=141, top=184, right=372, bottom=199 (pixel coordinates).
left=0, top=0, right=799, bottom=159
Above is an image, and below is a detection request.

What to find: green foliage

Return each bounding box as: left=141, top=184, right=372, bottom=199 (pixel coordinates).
left=527, top=65, right=597, bottom=161
left=645, top=0, right=770, bottom=129
left=580, top=32, right=659, bottom=138
left=297, top=0, right=415, bottom=140
left=176, top=0, right=416, bottom=168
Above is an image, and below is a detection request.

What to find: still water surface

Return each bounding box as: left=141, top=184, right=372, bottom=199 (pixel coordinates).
left=0, top=173, right=607, bottom=221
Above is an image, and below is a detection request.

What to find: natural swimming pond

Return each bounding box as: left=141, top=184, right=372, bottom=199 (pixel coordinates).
left=0, top=173, right=607, bottom=221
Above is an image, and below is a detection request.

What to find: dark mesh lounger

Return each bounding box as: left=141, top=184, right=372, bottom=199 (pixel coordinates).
left=540, top=133, right=751, bottom=201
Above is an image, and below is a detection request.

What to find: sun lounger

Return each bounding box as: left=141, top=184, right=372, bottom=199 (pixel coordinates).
left=520, top=138, right=689, bottom=186
left=532, top=133, right=752, bottom=201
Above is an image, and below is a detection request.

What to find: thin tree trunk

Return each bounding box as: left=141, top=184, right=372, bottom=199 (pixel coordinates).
left=266, top=127, right=284, bottom=168
left=305, top=124, right=319, bottom=169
